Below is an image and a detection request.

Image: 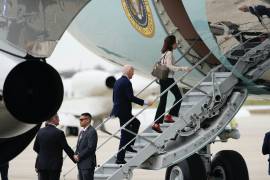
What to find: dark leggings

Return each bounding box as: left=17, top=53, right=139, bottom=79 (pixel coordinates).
left=154, top=78, right=182, bottom=124
left=0, top=163, right=8, bottom=180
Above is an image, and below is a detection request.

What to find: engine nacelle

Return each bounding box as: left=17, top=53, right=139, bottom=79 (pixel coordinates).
left=0, top=54, right=64, bottom=164
left=67, top=70, right=116, bottom=98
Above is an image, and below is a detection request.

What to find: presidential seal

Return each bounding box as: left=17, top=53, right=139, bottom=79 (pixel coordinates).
left=122, top=0, right=155, bottom=38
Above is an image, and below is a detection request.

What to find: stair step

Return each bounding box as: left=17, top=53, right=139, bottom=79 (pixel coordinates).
left=94, top=63, right=245, bottom=179
left=187, top=91, right=206, bottom=96
left=133, top=143, right=148, bottom=149
left=179, top=106, right=192, bottom=114
left=113, top=152, right=136, bottom=159
left=125, top=152, right=136, bottom=159
left=200, top=81, right=221, bottom=86
left=183, top=94, right=205, bottom=103
left=102, top=163, right=122, bottom=174
left=214, top=72, right=231, bottom=78
left=160, top=123, right=171, bottom=128
left=181, top=101, right=196, bottom=107
left=103, top=163, right=123, bottom=168
left=94, top=173, right=111, bottom=179
left=141, top=133, right=159, bottom=137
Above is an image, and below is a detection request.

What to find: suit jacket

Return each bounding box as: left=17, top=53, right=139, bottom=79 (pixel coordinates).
left=33, top=124, right=75, bottom=171
left=76, top=126, right=98, bottom=170
left=262, top=131, right=270, bottom=155
left=249, top=5, right=270, bottom=21
left=111, top=76, right=144, bottom=118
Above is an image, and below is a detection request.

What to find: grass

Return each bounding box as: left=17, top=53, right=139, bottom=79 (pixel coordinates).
left=244, top=99, right=270, bottom=106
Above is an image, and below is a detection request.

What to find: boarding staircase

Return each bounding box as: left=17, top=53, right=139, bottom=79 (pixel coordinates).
left=92, top=37, right=270, bottom=180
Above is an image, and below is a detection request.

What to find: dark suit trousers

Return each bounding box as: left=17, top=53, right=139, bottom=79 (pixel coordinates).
left=38, top=170, right=60, bottom=180
left=0, top=163, right=8, bottom=180
left=155, top=78, right=182, bottom=124
left=117, top=115, right=140, bottom=161
left=78, top=168, right=95, bottom=180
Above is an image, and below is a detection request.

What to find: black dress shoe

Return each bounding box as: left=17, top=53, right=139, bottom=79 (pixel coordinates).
left=115, top=160, right=126, bottom=164
left=126, top=148, right=137, bottom=153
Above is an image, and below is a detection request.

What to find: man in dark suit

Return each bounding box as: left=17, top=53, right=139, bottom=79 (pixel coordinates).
left=111, top=65, right=152, bottom=164
left=262, top=131, right=270, bottom=175
left=33, top=114, right=76, bottom=180
left=239, top=5, right=270, bottom=22
left=74, top=113, right=97, bottom=180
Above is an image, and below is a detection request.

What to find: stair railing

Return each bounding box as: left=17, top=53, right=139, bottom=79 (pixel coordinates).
left=63, top=23, right=263, bottom=178
left=93, top=36, right=203, bottom=133
left=62, top=39, right=219, bottom=178
left=92, top=28, right=265, bottom=167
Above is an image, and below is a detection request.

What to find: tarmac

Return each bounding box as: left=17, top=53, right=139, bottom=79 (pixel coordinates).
left=8, top=114, right=270, bottom=180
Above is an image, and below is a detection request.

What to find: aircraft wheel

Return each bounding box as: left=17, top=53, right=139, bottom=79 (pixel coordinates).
left=211, top=150, right=249, bottom=180
left=165, top=153, right=207, bottom=180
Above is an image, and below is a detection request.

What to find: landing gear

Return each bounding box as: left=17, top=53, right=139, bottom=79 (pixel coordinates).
left=165, top=149, right=249, bottom=180
left=211, top=150, right=249, bottom=180
left=165, top=154, right=207, bottom=180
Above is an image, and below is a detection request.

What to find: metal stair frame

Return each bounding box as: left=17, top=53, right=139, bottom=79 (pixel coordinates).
left=94, top=65, right=240, bottom=180
left=93, top=35, right=263, bottom=180
left=94, top=57, right=222, bottom=179
left=232, top=38, right=270, bottom=75
left=140, top=89, right=248, bottom=170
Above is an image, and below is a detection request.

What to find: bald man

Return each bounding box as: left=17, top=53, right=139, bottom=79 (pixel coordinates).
left=111, top=65, right=152, bottom=164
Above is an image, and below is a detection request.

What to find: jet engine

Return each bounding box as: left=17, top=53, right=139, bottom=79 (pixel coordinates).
left=67, top=70, right=116, bottom=98
left=0, top=53, right=64, bottom=164
left=0, top=0, right=90, bottom=165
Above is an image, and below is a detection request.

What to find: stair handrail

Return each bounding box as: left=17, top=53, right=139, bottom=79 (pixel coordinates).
left=62, top=35, right=203, bottom=162
left=93, top=28, right=264, bottom=163
left=64, top=23, right=264, bottom=176
left=92, top=65, right=223, bottom=175
left=63, top=25, right=253, bottom=172
left=94, top=52, right=214, bottom=153
left=63, top=23, right=264, bottom=178
left=62, top=40, right=218, bottom=178
left=63, top=26, right=256, bottom=177
left=93, top=36, right=203, bottom=132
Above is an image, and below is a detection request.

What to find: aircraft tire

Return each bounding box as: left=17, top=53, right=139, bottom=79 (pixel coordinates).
left=165, top=153, right=207, bottom=180
left=211, top=150, right=249, bottom=180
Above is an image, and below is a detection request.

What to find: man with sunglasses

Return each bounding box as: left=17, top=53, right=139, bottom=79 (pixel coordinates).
left=74, top=113, right=97, bottom=180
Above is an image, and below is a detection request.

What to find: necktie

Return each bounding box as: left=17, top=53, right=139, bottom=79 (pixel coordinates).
left=79, top=130, right=84, bottom=141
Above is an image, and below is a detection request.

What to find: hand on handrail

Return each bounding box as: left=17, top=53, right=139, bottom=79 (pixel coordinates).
left=183, top=67, right=192, bottom=72
left=146, top=100, right=154, bottom=106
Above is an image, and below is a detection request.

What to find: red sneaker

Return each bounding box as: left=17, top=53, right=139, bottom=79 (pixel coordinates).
left=152, top=123, right=162, bottom=133
left=164, top=114, right=175, bottom=123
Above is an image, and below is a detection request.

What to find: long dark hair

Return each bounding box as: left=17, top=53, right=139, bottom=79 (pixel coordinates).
left=161, top=35, right=176, bottom=53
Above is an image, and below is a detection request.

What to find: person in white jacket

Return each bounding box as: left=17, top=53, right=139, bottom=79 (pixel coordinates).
left=152, top=35, right=190, bottom=133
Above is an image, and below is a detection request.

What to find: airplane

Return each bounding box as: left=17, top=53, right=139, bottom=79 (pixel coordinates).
left=1, top=0, right=270, bottom=179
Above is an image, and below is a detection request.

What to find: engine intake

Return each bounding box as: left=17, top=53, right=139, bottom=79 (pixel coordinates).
left=3, top=60, right=63, bottom=124
left=105, top=76, right=116, bottom=89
